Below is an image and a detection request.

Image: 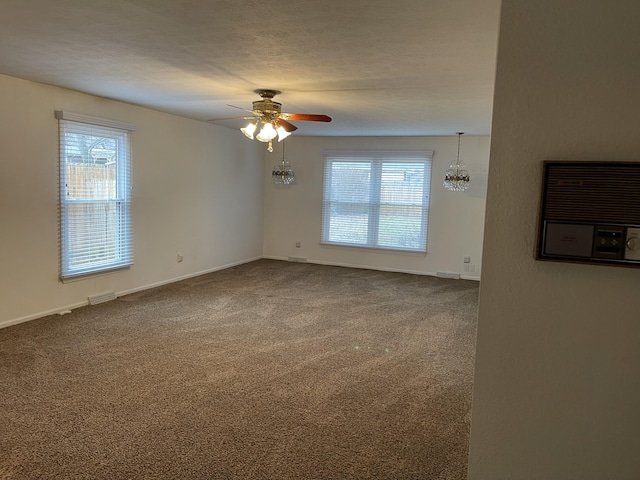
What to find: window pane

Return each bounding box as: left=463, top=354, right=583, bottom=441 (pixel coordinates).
left=329, top=162, right=371, bottom=204
left=378, top=205, right=425, bottom=250
left=381, top=163, right=425, bottom=205
left=64, top=133, right=119, bottom=200
left=65, top=201, right=122, bottom=270
left=323, top=161, right=372, bottom=244
left=378, top=162, right=426, bottom=250
left=65, top=163, right=117, bottom=200
left=321, top=153, right=431, bottom=253
left=59, top=115, right=133, bottom=279
left=328, top=208, right=370, bottom=245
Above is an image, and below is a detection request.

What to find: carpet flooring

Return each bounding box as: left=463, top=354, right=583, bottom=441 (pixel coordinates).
left=0, top=259, right=479, bottom=479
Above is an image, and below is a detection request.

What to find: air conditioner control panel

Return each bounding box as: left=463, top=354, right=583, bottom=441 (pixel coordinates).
left=626, top=227, right=640, bottom=261
left=540, top=222, right=640, bottom=267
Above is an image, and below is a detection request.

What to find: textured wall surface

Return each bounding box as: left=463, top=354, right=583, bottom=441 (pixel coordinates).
left=468, top=1, right=640, bottom=479
left=262, top=135, right=489, bottom=279
left=0, top=75, right=265, bottom=327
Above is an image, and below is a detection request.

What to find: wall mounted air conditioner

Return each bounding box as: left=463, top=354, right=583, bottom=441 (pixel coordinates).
left=537, top=161, right=640, bottom=267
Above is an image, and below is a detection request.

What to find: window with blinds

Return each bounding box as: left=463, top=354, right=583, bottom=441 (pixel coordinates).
left=321, top=151, right=432, bottom=253
left=56, top=111, right=134, bottom=280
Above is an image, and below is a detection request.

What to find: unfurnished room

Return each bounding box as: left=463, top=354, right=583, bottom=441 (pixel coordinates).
left=2, top=1, right=640, bottom=479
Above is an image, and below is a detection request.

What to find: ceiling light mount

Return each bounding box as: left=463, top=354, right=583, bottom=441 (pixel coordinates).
left=254, top=89, right=281, bottom=99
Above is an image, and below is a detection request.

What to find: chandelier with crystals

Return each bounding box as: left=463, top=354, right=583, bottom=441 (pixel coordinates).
left=443, top=132, right=470, bottom=191
left=272, top=140, right=295, bottom=185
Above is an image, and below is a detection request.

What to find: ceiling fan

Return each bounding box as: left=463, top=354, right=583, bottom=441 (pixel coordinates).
left=208, top=89, right=332, bottom=152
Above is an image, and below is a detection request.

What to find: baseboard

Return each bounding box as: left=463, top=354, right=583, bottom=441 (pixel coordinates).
left=1, top=256, right=263, bottom=330
left=0, top=300, right=89, bottom=330
left=3, top=255, right=478, bottom=330
left=262, top=255, right=481, bottom=281
left=460, top=274, right=481, bottom=281
left=116, top=256, right=262, bottom=298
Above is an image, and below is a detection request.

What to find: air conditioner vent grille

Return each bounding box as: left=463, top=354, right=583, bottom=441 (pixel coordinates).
left=543, top=163, right=640, bottom=224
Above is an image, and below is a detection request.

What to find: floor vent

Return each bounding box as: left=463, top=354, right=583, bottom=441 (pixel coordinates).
left=88, top=291, right=117, bottom=305
left=436, top=271, right=461, bottom=279
left=287, top=257, right=307, bottom=263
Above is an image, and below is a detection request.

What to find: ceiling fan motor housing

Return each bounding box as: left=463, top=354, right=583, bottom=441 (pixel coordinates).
left=252, top=89, right=283, bottom=117
left=252, top=99, right=282, bottom=116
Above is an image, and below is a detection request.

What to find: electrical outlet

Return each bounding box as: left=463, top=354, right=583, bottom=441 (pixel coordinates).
left=177, top=252, right=183, bottom=263
left=295, top=241, right=301, bottom=248
left=463, top=256, right=471, bottom=263
left=464, top=264, right=470, bottom=272
left=470, top=265, right=476, bottom=273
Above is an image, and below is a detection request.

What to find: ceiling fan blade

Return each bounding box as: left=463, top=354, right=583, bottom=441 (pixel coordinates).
left=207, top=116, right=255, bottom=122
left=227, top=104, right=256, bottom=114
left=276, top=119, right=298, bottom=132
left=282, top=113, right=332, bottom=122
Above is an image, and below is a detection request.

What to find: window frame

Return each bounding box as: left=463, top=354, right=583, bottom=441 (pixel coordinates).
left=321, top=150, right=433, bottom=253
left=56, top=111, right=135, bottom=281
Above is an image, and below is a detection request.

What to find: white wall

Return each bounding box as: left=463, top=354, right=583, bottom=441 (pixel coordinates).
left=0, top=74, right=265, bottom=327
left=468, top=1, right=640, bottom=479
left=262, top=135, right=489, bottom=278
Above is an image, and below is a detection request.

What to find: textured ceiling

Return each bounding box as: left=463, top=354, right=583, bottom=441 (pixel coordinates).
left=0, top=0, right=501, bottom=136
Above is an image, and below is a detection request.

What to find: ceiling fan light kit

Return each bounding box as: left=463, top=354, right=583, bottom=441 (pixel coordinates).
left=240, top=121, right=257, bottom=139
left=443, top=132, right=471, bottom=191
left=209, top=89, right=331, bottom=152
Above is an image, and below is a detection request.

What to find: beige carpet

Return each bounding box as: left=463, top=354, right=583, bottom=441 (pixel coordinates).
left=0, top=259, right=479, bottom=479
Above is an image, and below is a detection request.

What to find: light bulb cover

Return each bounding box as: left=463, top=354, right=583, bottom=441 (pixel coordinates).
left=277, top=126, right=292, bottom=142
left=240, top=122, right=257, bottom=139
left=256, top=122, right=277, bottom=142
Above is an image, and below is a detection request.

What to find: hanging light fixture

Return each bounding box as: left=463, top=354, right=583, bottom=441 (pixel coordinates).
left=225, top=89, right=331, bottom=153
left=240, top=121, right=258, bottom=139
left=243, top=118, right=291, bottom=153
left=255, top=121, right=277, bottom=142
left=241, top=91, right=287, bottom=153
left=443, top=132, right=470, bottom=191
left=276, top=124, right=292, bottom=142
left=272, top=140, right=295, bottom=185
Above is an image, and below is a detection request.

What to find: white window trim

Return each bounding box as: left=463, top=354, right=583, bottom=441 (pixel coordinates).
left=57, top=111, right=135, bottom=281
left=321, top=150, right=433, bottom=253
left=54, top=111, right=136, bottom=132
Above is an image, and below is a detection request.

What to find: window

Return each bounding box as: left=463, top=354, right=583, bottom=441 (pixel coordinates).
left=321, top=151, right=432, bottom=253
left=56, top=111, right=135, bottom=280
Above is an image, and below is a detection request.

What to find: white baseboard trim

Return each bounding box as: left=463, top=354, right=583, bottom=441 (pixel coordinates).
left=2, top=255, right=479, bottom=330
left=115, top=256, right=262, bottom=298
left=262, top=255, right=481, bottom=281
left=1, top=256, right=262, bottom=330
left=0, top=300, right=89, bottom=330
left=461, top=274, right=481, bottom=281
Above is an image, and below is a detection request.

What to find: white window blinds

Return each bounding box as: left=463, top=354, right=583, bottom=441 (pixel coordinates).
left=56, top=111, right=134, bottom=280
left=321, top=151, right=432, bottom=253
